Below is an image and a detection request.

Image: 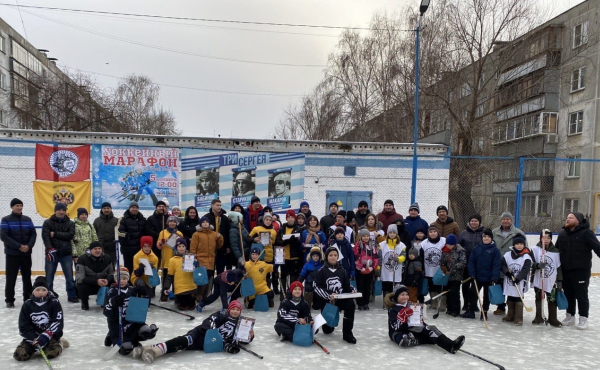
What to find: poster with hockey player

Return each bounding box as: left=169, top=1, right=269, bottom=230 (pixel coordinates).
left=91, top=145, right=180, bottom=210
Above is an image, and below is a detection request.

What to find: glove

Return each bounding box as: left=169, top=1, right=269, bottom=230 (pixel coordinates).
left=114, top=294, right=126, bottom=307
left=224, top=342, right=240, bottom=354
left=46, top=248, right=57, bottom=262
left=289, top=235, right=297, bottom=241
left=505, top=271, right=513, bottom=279
left=376, top=266, right=381, bottom=272
left=513, top=278, right=521, bottom=285
left=193, top=260, right=200, bottom=268
left=397, top=307, right=413, bottom=323
left=556, top=281, right=563, bottom=290
left=398, top=255, right=406, bottom=263
left=238, top=257, right=244, bottom=266
left=134, top=266, right=145, bottom=277
left=32, top=331, right=52, bottom=348
left=537, top=262, right=547, bottom=269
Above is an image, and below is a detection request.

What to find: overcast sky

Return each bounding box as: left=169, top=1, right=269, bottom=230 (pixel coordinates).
left=0, top=0, right=586, bottom=139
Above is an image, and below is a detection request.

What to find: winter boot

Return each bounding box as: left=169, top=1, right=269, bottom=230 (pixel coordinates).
left=439, top=296, right=447, bottom=312
left=142, top=346, right=164, bottom=364
left=576, top=317, right=588, bottom=330
left=562, top=313, right=576, bottom=326
left=81, top=299, right=89, bottom=311
left=547, top=301, right=562, bottom=327
left=435, top=334, right=455, bottom=353
left=514, top=302, right=524, bottom=326
left=104, top=334, right=112, bottom=347
left=398, top=333, right=419, bottom=348
left=502, top=301, right=515, bottom=322
left=342, top=317, right=357, bottom=344
left=132, top=345, right=148, bottom=359
left=304, top=292, right=313, bottom=310
left=60, top=338, right=70, bottom=349
left=493, top=304, right=506, bottom=315
left=461, top=310, right=475, bottom=319
left=321, top=324, right=335, bottom=334
left=532, top=300, right=544, bottom=324
left=272, top=272, right=280, bottom=295
left=268, top=299, right=274, bottom=308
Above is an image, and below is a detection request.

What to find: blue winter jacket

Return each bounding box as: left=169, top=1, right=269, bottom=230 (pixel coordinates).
left=330, top=238, right=355, bottom=279
left=404, top=215, right=429, bottom=240
left=468, top=241, right=502, bottom=283
left=299, top=260, right=323, bottom=292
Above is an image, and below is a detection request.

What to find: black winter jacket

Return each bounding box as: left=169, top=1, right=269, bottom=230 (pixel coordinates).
left=1, top=212, right=37, bottom=256
left=19, top=293, right=63, bottom=341
left=457, top=224, right=484, bottom=259
left=75, top=252, right=115, bottom=286
left=313, top=262, right=353, bottom=300
left=144, top=211, right=168, bottom=257
left=556, top=219, right=600, bottom=272
left=178, top=206, right=200, bottom=247
left=93, top=212, right=118, bottom=252
left=320, top=214, right=337, bottom=234
left=276, top=298, right=312, bottom=328
left=117, top=210, right=146, bottom=252
left=42, top=215, right=75, bottom=257
left=275, top=222, right=304, bottom=260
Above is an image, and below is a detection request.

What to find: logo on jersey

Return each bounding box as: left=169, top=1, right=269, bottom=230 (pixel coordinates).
left=507, top=263, right=523, bottom=286
left=326, top=277, right=342, bottom=293
left=30, top=312, right=50, bottom=328
left=541, top=255, right=556, bottom=278
left=49, top=150, right=79, bottom=178
left=384, top=251, right=400, bottom=271
left=424, top=248, right=442, bottom=267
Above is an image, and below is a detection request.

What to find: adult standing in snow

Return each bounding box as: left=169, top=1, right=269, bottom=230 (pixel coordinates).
left=71, top=208, right=98, bottom=263
left=93, top=202, right=118, bottom=266
left=245, top=196, right=263, bottom=232
left=203, top=199, right=232, bottom=274
left=404, top=203, right=428, bottom=240
left=1, top=198, right=36, bottom=308
left=457, top=214, right=484, bottom=311
left=355, top=201, right=370, bottom=228
left=178, top=206, right=200, bottom=249
left=144, top=200, right=168, bottom=262
left=430, top=205, right=460, bottom=238
left=556, top=212, right=600, bottom=330
left=75, top=241, right=114, bottom=310
left=491, top=212, right=525, bottom=315
left=377, top=199, right=401, bottom=233
left=320, top=202, right=339, bottom=235
left=298, top=200, right=312, bottom=219
left=117, top=201, right=146, bottom=274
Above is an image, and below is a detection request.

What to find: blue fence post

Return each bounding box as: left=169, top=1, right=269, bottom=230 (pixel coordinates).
left=514, top=157, right=525, bottom=228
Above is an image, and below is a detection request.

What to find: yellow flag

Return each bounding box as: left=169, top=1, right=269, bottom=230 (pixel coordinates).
left=33, top=181, right=91, bottom=219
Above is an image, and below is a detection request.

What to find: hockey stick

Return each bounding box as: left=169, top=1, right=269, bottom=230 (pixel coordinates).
left=150, top=303, right=195, bottom=320
left=425, top=277, right=472, bottom=305
left=473, top=280, right=492, bottom=331
left=433, top=294, right=442, bottom=319
left=540, top=229, right=548, bottom=325
left=510, top=275, right=533, bottom=312
left=458, top=349, right=506, bottom=370
left=240, top=345, right=263, bottom=359
left=37, top=345, right=53, bottom=370
left=103, top=229, right=123, bottom=361
left=314, top=339, right=330, bottom=354
left=226, top=248, right=266, bottom=300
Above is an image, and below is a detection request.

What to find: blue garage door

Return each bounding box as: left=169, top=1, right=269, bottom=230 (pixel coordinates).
left=325, top=191, right=373, bottom=213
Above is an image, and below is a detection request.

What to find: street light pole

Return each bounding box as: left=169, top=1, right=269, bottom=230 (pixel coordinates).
left=410, top=0, right=430, bottom=205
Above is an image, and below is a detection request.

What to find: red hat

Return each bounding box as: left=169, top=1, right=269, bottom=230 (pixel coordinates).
left=289, top=280, right=303, bottom=293
left=140, top=236, right=153, bottom=249
left=286, top=210, right=296, bottom=219
left=227, top=300, right=242, bottom=314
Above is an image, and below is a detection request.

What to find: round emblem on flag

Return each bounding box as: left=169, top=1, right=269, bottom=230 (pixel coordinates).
left=49, top=150, right=79, bottom=177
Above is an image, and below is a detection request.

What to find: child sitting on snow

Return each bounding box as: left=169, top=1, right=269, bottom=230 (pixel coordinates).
left=244, top=246, right=275, bottom=308
left=274, top=281, right=313, bottom=342
left=501, top=234, right=532, bottom=326
left=385, top=285, right=464, bottom=353
left=196, top=269, right=245, bottom=312
left=14, top=277, right=67, bottom=362
left=138, top=300, right=253, bottom=363
left=163, top=238, right=197, bottom=310
left=131, top=236, right=159, bottom=298
left=104, top=267, right=159, bottom=356
left=298, top=246, right=323, bottom=309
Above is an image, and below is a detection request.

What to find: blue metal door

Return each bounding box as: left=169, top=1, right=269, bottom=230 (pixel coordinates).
left=325, top=191, right=373, bottom=213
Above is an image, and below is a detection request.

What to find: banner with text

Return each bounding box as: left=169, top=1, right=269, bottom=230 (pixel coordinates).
left=91, top=145, right=180, bottom=209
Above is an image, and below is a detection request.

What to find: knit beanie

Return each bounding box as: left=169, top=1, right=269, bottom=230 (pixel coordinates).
left=33, top=276, right=49, bottom=290
left=227, top=300, right=242, bottom=314
left=387, top=224, right=398, bottom=234
left=358, top=200, right=368, bottom=208
left=250, top=245, right=261, bottom=255
left=77, top=208, right=88, bottom=217
left=334, top=227, right=346, bottom=236
left=289, top=281, right=304, bottom=294
left=262, top=212, right=273, bottom=220
left=446, top=234, right=457, bottom=245
left=129, top=201, right=139, bottom=209
left=571, top=212, right=584, bottom=224
left=408, top=202, right=420, bottom=213
left=482, top=228, right=494, bottom=239
left=358, top=227, right=370, bottom=239
left=54, top=202, right=67, bottom=212
left=155, top=200, right=166, bottom=208
left=512, top=234, right=526, bottom=247
left=10, top=198, right=23, bottom=207
left=199, top=216, right=210, bottom=225
left=286, top=209, right=296, bottom=219
left=88, top=240, right=102, bottom=251
left=393, top=284, right=409, bottom=302
left=229, top=211, right=242, bottom=224
left=115, top=267, right=130, bottom=281
left=500, top=212, right=514, bottom=222
left=469, top=214, right=482, bottom=223
left=167, top=215, right=179, bottom=225
left=300, top=201, right=310, bottom=209
left=384, top=199, right=394, bottom=206
left=436, top=205, right=448, bottom=214
left=140, top=236, right=153, bottom=249
left=329, top=202, right=338, bottom=209
left=408, top=246, right=419, bottom=258
left=176, top=238, right=187, bottom=248
left=101, top=202, right=112, bottom=209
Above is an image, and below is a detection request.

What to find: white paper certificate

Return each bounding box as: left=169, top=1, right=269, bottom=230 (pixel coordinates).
left=408, top=304, right=423, bottom=327
left=138, top=258, right=153, bottom=276
left=275, top=247, right=285, bottom=264
left=166, top=234, right=178, bottom=249
left=260, top=232, right=271, bottom=246
left=312, top=314, right=327, bottom=336
left=183, top=255, right=195, bottom=272
left=282, top=233, right=300, bottom=240
left=234, top=317, right=255, bottom=343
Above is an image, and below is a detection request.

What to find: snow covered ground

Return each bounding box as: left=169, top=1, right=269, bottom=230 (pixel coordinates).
left=1, top=276, right=599, bottom=370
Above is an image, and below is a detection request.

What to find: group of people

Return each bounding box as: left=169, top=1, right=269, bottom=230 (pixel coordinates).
left=3, top=195, right=600, bottom=363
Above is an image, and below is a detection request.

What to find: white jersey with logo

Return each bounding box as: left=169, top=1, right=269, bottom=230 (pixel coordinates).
left=531, top=246, right=560, bottom=293
left=422, top=237, right=446, bottom=277
left=379, top=240, right=406, bottom=283
left=502, top=251, right=532, bottom=298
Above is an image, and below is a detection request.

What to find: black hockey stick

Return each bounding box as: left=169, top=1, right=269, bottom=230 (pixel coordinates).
left=240, top=346, right=263, bottom=359
left=458, top=349, right=505, bottom=370
left=425, top=277, right=472, bottom=305
left=150, top=303, right=195, bottom=320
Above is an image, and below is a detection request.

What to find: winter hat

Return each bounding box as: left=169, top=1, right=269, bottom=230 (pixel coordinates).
left=334, top=227, right=346, bottom=236
left=54, top=202, right=67, bottom=212
left=251, top=195, right=261, bottom=204
left=172, top=206, right=182, bottom=213
left=155, top=200, right=167, bottom=208
left=140, top=236, right=153, bottom=249
left=199, top=216, right=210, bottom=225
left=289, top=281, right=304, bottom=294
left=540, top=229, right=552, bottom=240
left=336, top=210, right=347, bottom=219
left=329, top=202, right=338, bottom=209
left=500, top=212, right=513, bottom=222
left=176, top=238, right=187, bottom=248
left=469, top=214, right=482, bottom=223
left=88, top=240, right=103, bottom=251
left=227, top=300, right=243, bottom=314
left=308, top=246, right=323, bottom=262
left=571, top=212, right=584, bottom=224
left=262, top=212, right=273, bottom=220
left=161, top=197, right=170, bottom=207
left=285, top=209, right=296, bottom=219
left=226, top=270, right=241, bottom=284
left=384, top=199, right=394, bottom=206
left=393, top=284, right=409, bottom=302
left=324, top=246, right=340, bottom=259
left=101, top=202, right=112, bottom=209
left=387, top=224, right=398, bottom=235
left=77, top=208, right=88, bottom=217
left=229, top=211, right=243, bottom=224
left=250, top=246, right=261, bottom=255
left=300, top=201, right=310, bottom=209
left=346, top=211, right=356, bottom=223
left=428, top=225, right=438, bottom=232
left=167, top=215, right=179, bottom=225
left=358, top=200, right=369, bottom=208
left=482, top=228, right=494, bottom=239
left=10, top=198, right=23, bottom=207
left=436, top=205, right=448, bottom=214
left=296, top=213, right=306, bottom=221
left=115, top=267, right=130, bottom=281
left=512, top=234, right=526, bottom=247
left=129, top=201, right=139, bottom=209
left=415, top=227, right=427, bottom=235
left=33, top=276, right=49, bottom=291
left=358, top=227, right=370, bottom=239
left=446, top=234, right=457, bottom=245
left=408, top=247, right=419, bottom=258
left=408, top=202, right=420, bottom=213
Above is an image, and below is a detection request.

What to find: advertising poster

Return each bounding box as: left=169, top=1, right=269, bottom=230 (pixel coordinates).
left=181, top=149, right=304, bottom=213
left=91, top=145, right=180, bottom=209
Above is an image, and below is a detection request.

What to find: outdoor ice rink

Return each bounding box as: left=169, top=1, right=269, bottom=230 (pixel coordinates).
left=1, top=275, right=599, bottom=370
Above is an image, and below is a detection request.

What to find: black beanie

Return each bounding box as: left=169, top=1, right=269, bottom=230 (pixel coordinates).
left=436, top=205, right=448, bottom=214
left=10, top=198, right=23, bottom=208
left=77, top=208, right=88, bottom=217
left=393, top=285, right=409, bottom=302
left=469, top=214, right=482, bottom=223
left=329, top=202, right=338, bottom=209
left=512, top=234, right=527, bottom=247
left=33, top=276, right=49, bottom=290
left=334, top=227, right=346, bottom=236
left=482, top=228, right=494, bottom=239
left=101, top=202, right=112, bottom=209
left=88, top=241, right=102, bottom=251
left=384, top=199, right=394, bottom=206
left=571, top=212, right=584, bottom=224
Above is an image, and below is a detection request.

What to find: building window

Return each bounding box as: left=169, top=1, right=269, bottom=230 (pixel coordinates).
left=571, top=67, right=586, bottom=92
left=567, top=155, right=581, bottom=178
left=538, top=195, right=552, bottom=217
left=564, top=198, right=579, bottom=217
left=461, top=83, right=471, bottom=97
left=0, top=110, right=3, bottom=124
left=568, top=111, right=583, bottom=135
left=0, top=35, right=5, bottom=53
left=573, top=21, right=588, bottom=48
left=0, top=73, right=6, bottom=90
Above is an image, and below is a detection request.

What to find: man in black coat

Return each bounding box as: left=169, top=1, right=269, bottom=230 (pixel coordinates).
left=320, top=202, right=338, bottom=234
left=1, top=198, right=37, bottom=308
left=556, top=212, right=600, bottom=330
left=144, top=200, right=168, bottom=260
left=203, top=199, right=231, bottom=274
left=75, top=241, right=115, bottom=310
left=118, top=201, right=146, bottom=273
left=42, top=202, right=77, bottom=302
left=93, top=202, right=118, bottom=265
